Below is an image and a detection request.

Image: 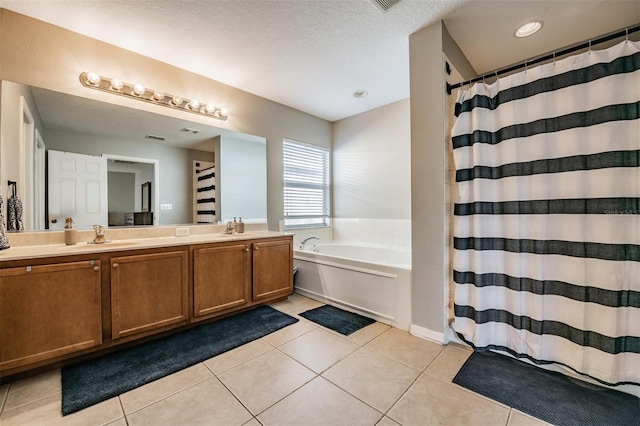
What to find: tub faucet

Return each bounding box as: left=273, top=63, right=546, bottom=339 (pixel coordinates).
left=299, top=236, right=319, bottom=250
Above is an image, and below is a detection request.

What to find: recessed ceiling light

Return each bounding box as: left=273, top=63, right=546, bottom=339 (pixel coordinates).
left=515, top=20, right=543, bottom=38
left=353, top=90, right=368, bottom=98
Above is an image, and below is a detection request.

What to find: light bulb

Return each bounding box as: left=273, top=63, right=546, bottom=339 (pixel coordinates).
left=152, top=91, right=165, bottom=101
left=205, top=104, right=215, bottom=114
left=86, top=72, right=100, bottom=85
left=188, top=99, right=200, bottom=110
left=132, top=83, right=145, bottom=96
left=219, top=107, right=228, bottom=117
left=171, top=96, right=183, bottom=106
left=110, top=79, right=123, bottom=91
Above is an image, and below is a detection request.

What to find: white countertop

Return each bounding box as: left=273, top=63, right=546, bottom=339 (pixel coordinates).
left=0, top=231, right=290, bottom=262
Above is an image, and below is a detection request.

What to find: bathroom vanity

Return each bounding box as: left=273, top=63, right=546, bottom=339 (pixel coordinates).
left=0, top=230, right=293, bottom=378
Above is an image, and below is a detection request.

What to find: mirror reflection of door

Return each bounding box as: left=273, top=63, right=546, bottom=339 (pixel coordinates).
left=47, top=150, right=108, bottom=229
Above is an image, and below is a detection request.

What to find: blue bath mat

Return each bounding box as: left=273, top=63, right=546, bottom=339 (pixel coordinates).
left=62, top=306, right=297, bottom=415
left=300, top=305, right=375, bottom=335
left=453, top=351, right=639, bottom=426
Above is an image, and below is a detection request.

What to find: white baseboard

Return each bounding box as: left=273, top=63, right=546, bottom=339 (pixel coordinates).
left=409, top=324, right=445, bottom=344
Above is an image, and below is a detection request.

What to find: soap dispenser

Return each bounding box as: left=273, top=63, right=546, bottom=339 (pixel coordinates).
left=236, top=217, right=245, bottom=234
left=64, top=217, right=77, bottom=245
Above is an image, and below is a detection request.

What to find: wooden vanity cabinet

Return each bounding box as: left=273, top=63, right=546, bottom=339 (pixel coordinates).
left=0, top=260, right=102, bottom=370
left=252, top=238, right=293, bottom=302
left=111, top=250, right=189, bottom=339
left=0, top=234, right=293, bottom=377
left=193, top=242, right=251, bottom=319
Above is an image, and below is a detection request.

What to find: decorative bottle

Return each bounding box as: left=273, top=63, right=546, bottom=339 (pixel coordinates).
left=64, top=217, right=77, bottom=245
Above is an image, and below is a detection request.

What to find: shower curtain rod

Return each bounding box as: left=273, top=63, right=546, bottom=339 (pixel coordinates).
left=446, top=24, right=640, bottom=95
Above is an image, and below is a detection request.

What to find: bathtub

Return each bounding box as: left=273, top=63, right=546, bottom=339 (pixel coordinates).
left=293, top=242, right=412, bottom=330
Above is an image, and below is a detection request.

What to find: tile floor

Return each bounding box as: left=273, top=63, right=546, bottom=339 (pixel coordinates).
left=0, top=294, right=551, bottom=426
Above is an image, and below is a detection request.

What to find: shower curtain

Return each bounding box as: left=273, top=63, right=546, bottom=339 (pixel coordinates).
left=451, top=39, right=640, bottom=386
left=196, top=165, right=216, bottom=223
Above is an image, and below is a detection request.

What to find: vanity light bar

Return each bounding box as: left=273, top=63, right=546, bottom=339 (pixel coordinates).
left=79, top=72, right=228, bottom=121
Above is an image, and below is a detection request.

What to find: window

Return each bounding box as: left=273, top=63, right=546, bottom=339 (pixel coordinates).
left=283, top=139, right=330, bottom=229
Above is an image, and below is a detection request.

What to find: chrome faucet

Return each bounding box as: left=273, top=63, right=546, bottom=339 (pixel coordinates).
left=90, top=224, right=109, bottom=244
left=299, top=236, right=319, bottom=250
left=222, top=220, right=235, bottom=234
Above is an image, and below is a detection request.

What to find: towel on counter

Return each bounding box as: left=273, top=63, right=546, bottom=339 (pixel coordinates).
left=0, top=196, right=11, bottom=250
left=7, top=194, right=24, bottom=231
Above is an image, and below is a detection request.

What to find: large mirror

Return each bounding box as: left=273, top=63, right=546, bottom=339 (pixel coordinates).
left=0, top=80, right=267, bottom=231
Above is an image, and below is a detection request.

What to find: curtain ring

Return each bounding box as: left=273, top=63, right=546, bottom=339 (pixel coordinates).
left=553, top=52, right=556, bottom=65
left=626, top=28, right=629, bottom=42
left=482, top=74, right=485, bottom=84
left=495, top=70, right=499, bottom=81
left=524, top=60, right=528, bottom=72
left=588, top=40, right=592, bottom=54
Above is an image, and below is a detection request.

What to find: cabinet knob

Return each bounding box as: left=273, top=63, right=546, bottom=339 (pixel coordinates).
left=245, top=247, right=249, bottom=252
left=254, top=246, right=259, bottom=251
left=93, top=266, right=100, bottom=272
left=112, top=263, right=119, bottom=269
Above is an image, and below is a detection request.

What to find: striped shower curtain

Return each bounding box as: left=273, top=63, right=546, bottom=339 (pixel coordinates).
left=451, top=39, right=639, bottom=386
left=196, top=166, right=216, bottom=223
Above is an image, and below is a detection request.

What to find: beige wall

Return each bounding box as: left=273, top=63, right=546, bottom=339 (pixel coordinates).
left=332, top=98, right=411, bottom=220
left=0, top=9, right=332, bottom=231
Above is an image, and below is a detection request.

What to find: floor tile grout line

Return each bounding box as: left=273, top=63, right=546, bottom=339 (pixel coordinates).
left=379, top=368, right=427, bottom=422
left=115, top=396, right=129, bottom=426
left=120, top=367, right=215, bottom=417
left=1, top=389, right=62, bottom=414
left=214, top=370, right=264, bottom=422
left=0, top=383, right=9, bottom=414
left=202, top=339, right=273, bottom=376
left=318, top=372, right=390, bottom=420
left=252, top=374, right=319, bottom=419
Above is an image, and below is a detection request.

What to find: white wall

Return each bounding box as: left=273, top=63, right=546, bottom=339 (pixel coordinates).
left=217, top=136, right=267, bottom=222
left=332, top=99, right=411, bottom=220
left=331, top=99, right=411, bottom=247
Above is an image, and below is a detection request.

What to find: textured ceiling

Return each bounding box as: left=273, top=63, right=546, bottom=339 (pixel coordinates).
left=3, top=0, right=639, bottom=122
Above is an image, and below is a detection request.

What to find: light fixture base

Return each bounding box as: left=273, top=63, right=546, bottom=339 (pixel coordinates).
left=79, top=72, right=228, bottom=121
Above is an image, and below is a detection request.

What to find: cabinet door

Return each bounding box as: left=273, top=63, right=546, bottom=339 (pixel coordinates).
left=111, top=250, right=188, bottom=339
left=194, top=243, right=250, bottom=318
left=252, top=239, right=293, bottom=301
left=0, top=261, right=102, bottom=370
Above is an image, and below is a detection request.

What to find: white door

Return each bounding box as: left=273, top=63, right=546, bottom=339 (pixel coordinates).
left=48, top=150, right=108, bottom=230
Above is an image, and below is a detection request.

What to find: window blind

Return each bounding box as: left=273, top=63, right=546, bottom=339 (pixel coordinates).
left=283, top=139, right=330, bottom=229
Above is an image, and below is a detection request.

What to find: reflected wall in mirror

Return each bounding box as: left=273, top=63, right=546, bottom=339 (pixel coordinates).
left=0, top=80, right=267, bottom=231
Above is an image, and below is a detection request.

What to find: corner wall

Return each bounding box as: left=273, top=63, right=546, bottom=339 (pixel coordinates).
left=409, top=21, right=476, bottom=340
